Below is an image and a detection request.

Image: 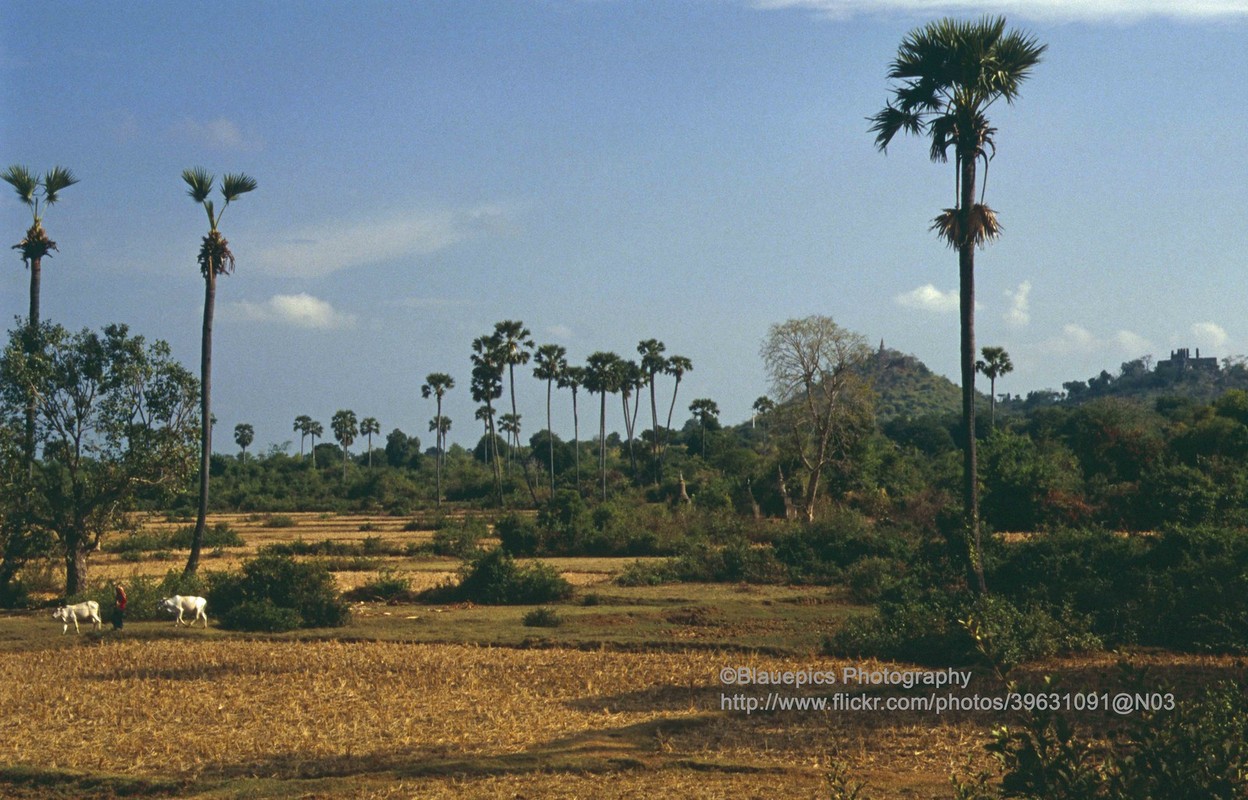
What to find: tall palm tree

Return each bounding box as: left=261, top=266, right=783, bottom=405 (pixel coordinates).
left=584, top=351, right=622, bottom=500
left=234, top=423, right=254, bottom=463
left=976, top=346, right=1014, bottom=429
left=688, top=398, right=719, bottom=459
left=661, top=355, right=693, bottom=466
left=293, top=414, right=312, bottom=458
left=331, top=409, right=358, bottom=480
left=637, top=339, right=667, bottom=483
left=558, top=365, right=586, bottom=494
left=360, top=416, right=380, bottom=466
left=307, top=420, right=323, bottom=467
left=498, top=413, right=521, bottom=473
left=870, top=16, right=1044, bottom=595
left=182, top=167, right=257, bottom=577
left=421, top=372, right=455, bottom=507
left=492, top=320, right=534, bottom=456
left=470, top=340, right=505, bottom=504
left=532, top=344, right=568, bottom=494
left=617, top=359, right=644, bottom=477
left=3, top=165, right=78, bottom=466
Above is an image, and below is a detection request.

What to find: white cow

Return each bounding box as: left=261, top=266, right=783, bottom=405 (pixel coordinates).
left=159, top=595, right=209, bottom=627
left=52, top=601, right=102, bottom=634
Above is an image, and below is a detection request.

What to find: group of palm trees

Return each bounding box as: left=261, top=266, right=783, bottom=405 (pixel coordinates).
left=417, top=323, right=701, bottom=505
left=6, top=15, right=1042, bottom=596
left=288, top=412, right=379, bottom=477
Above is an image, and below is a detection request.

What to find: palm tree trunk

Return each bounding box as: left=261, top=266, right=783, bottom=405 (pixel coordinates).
left=648, top=375, right=660, bottom=484
left=185, top=269, right=215, bottom=577
left=662, top=377, right=682, bottom=467
left=23, top=256, right=41, bottom=468
left=599, top=392, right=607, bottom=501
left=958, top=152, right=986, bottom=596
left=989, top=376, right=997, bottom=429
left=435, top=398, right=443, bottom=508
left=572, top=388, right=581, bottom=494
left=546, top=379, right=555, bottom=494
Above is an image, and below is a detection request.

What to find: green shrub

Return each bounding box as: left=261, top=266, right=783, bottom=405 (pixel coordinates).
left=845, top=557, right=904, bottom=604
left=431, top=517, right=487, bottom=558
left=262, top=515, right=297, bottom=528
left=615, top=559, right=678, bottom=587
left=222, top=600, right=303, bottom=633
left=522, top=607, right=564, bottom=627
left=496, top=513, right=540, bottom=556
left=342, top=571, right=415, bottom=603
left=435, top=548, right=573, bottom=605
left=208, top=554, right=350, bottom=630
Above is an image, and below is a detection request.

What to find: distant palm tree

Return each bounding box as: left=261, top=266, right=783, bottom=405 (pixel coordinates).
left=360, top=416, right=380, bottom=466
left=234, top=423, right=254, bottom=463
left=421, top=372, right=455, bottom=507
left=617, top=359, right=644, bottom=477
left=532, top=344, right=568, bottom=493
left=498, top=413, right=521, bottom=473
left=584, top=351, right=622, bottom=500
left=182, top=167, right=257, bottom=577
left=470, top=338, right=505, bottom=504
left=637, top=339, right=667, bottom=483
left=492, top=320, right=534, bottom=455
left=976, top=346, right=1014, bottom=429
left=307, top=420, right=323, bottom=467
left=662, top=355, right=693, bottom=466
left=871, top=16, right=1044, bottom=595
left=331, top=409, right=358, bottom=480
left=293, top=414, right=313, bottom=458
left=688, top=398, right=719, bottom=459
left=558, top=365, right=586, bottom=494
left=3, top=165, right=79, bottom=466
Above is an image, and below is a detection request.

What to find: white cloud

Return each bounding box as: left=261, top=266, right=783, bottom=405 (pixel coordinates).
left=1004, top=281, right=1031, bottom=328
left=230, top=293, right=356, bottom=330
left=1114, top=330, right=1152, bottom=355
left=752, top=0, right=1248, bottom=22
left=895, top=283, right=959, bottom=313
left=1192, top=321, right=1229, bottom=349
left=1042, top=323, right=1151, bottom=355
left=546, top=324, right=574, bottom=340
left=255, top=205, right=509, bottom=278
left=171, top=116, right=262, bottom=151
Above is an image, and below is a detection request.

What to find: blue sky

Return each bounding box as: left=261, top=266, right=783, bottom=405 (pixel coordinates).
left=4, top=1, right=1248, bottom=452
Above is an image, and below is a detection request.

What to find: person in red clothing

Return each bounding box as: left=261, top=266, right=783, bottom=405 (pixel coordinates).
left=112, top=583, right=127, bottom=630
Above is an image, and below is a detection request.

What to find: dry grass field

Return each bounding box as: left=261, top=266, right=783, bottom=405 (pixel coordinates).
left=3, top=513, right=1244, bottom=798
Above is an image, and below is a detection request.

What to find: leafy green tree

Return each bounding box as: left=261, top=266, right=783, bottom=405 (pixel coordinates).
left=182, top=166, right=257, bottom=577
left=637, top=339, right=668, bottom=482
left=752, top=395, right=775, bottom=446
left=976, top=346, right=1014, bottom=428
left=234, top=423, right=254, bottom=463
left=1, top=323, right=199, bottom=595
left=2, top=165, right=79, bottom=467
left=761, top=316, right=876, bottom=523
left=558, top=365, right=586, bottom=493
left=532, top=343, right=567, bottom=494
left=293, top=414, right=313, bottom=458
left=687, top=397, right=720, bottom=460
left=360, top=416, right=380, bottom=467
left=421, top=372, right=455, bottom=506
left=331, top=409, right=358, bottom=479
left=870, top=17, right=1044, bottom=593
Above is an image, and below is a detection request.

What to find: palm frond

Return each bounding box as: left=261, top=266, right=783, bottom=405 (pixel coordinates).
left=869, top=104, right=922, bottom=152
left=931, top=204, right=1002, bottom=249
left=42, top=167, right=79, bottom=204
left=2, top=165, right=38, bottom=204
left=220, top=172, right=257, bottom=202
left=182, top=167, right=214, bottom=203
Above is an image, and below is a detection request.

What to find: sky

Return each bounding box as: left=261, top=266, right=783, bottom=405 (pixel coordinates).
left=3, top=1, right=1248, bottom=453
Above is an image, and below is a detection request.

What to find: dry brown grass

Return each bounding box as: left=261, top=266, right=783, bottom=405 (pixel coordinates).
left=0, top=637, right=1002, bottom=797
